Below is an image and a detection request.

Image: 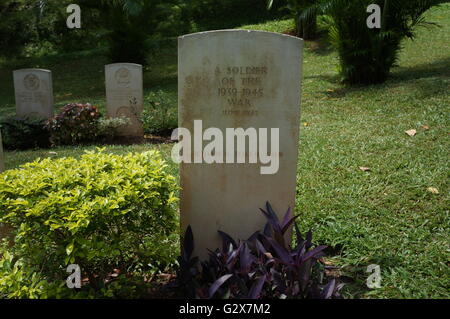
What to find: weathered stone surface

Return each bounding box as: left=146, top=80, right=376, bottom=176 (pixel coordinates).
left=13, top=69, right=54, bottom=119
left=105, top=63, right=144, bottom=136
left=178, top=30, right=303, bottom=259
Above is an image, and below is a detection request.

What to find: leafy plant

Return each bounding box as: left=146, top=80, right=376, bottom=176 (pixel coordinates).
left=0, top=150, right=179, bottom=297
left=177, top=202, right=342, bottom=299
left=45, top=103, right=101, bottom=146
left=0, top=245, right=69, bottom=299
left=0, top=116, right=50, bottom=150
left=141, top=90, right=178, bottom=135
left=298, top=0, right=448, bottom=84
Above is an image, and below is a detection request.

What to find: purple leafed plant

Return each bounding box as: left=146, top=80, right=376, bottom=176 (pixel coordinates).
left=176, top=202, right=343, bottom=299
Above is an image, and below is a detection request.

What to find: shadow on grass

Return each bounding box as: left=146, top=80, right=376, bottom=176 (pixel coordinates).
left=305, top=56, right=450, bottom=99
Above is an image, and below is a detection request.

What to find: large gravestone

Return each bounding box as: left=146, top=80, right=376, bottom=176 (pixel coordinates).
left=13, top=69, right=54, bottom=119
left=105, top=63, right=144, bottom=136
left=178, top=30, right=303, bottom=258
left=0, top=131, right=4, bottom=173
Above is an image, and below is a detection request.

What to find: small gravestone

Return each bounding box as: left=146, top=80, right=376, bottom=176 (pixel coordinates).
left=13, top=69, right=54, bottom=119
left=105, top=63, right=144, bottom=136
left=0, top=131, right=4, bottom=173
left=178, top=30, right=303, bottom=258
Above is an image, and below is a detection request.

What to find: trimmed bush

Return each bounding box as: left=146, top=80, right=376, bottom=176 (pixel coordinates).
left=0, top=117, right=50, bottom=150
left=0, top=150, right=178, bottom=298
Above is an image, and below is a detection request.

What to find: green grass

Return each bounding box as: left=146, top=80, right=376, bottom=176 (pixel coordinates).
left=1, top=5, right=449, bottom=299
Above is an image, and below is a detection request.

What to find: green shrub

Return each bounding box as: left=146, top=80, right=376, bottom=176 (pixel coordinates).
left=45, top=103, right=101, bottom=146
left=0, top=117, right=50, bottom=150
left=141, top=90, right=178, bottom=135
left=0, top=150, right=178, bottom=297
left=0, top=246, right=69, bottom=299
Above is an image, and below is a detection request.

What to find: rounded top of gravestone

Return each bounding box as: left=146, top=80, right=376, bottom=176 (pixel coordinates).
left=13, top=68, right=51, bottom=74
left=179, top=29, right=303, bottom=42
left=105, top=63, right=142, bottom=69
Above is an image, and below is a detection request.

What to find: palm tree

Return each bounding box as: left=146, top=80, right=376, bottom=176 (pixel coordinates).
left=300, top=0, right=448, bottom=84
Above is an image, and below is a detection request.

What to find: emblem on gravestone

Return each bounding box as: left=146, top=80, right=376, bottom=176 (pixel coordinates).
left=24, top=74, right=40, bottom=91
left=115, top=68, right=132, bottom=87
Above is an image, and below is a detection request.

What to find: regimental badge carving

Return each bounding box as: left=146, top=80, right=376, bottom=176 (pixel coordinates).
left=115, top=68, right=132, bottom=87
left=24, top=74, right=40, bottom=91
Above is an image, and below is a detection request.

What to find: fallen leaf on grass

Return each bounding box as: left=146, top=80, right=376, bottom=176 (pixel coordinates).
left=405, top=129, right=417, bottom=137
left=359, top=167, right=371, bottom=172
left=427, top=187, right=439, bottom=194
left=303, top=122, right=310, bottom=127
left=421, top=125, right=430, bottom=130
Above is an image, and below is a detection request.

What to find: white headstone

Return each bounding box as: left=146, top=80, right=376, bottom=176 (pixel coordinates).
left=105, top=63, right=144, bottom=136
left=13, top=69, right=54, bottom=119
left=178, top=30, right=303, bottom=258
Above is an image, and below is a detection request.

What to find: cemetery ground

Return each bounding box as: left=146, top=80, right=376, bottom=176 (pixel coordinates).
left=0, top=6, right=449, bottom=299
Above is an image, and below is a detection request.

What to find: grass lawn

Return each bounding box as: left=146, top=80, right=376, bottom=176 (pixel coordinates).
left=1, top=5, right=449, bottom=299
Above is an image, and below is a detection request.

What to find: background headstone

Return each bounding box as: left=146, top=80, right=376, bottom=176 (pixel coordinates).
left=179, top=30, right=303, bottom=259
left=105, top=63, right=144, bottom=136
left=13, top=69, right=54, bottom=119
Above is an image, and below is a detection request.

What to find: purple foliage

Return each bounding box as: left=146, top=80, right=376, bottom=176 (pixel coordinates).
left=176, top=202, right=343, bottom=299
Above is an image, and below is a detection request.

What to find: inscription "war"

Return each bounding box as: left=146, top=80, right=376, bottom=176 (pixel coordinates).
left=215, top=65, right=268, bottom=114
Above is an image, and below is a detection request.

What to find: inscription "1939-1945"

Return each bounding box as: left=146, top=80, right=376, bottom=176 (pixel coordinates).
left=215, top=65, right=268, bottom=115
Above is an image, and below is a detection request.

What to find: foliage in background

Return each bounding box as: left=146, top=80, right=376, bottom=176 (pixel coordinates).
left=268, top=0, right=318, bottom=39
left=0, top=0, right=35, bottom=57
left=190, top=0, right=285, bottom=31
left=141, top=90, right=178, bottom=135
left=177, top=202, right=342, bottom=299
left=0, top=0, right=284, bottom=59
left=99, top=0, right=187, bottom=64
left=0, top=117, right=50, bottom=150
left=0, top=0, right=103, bottom=57
left=299, top=0, right=448, bottom=84
left=0, top=150, right=179, bottom=298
